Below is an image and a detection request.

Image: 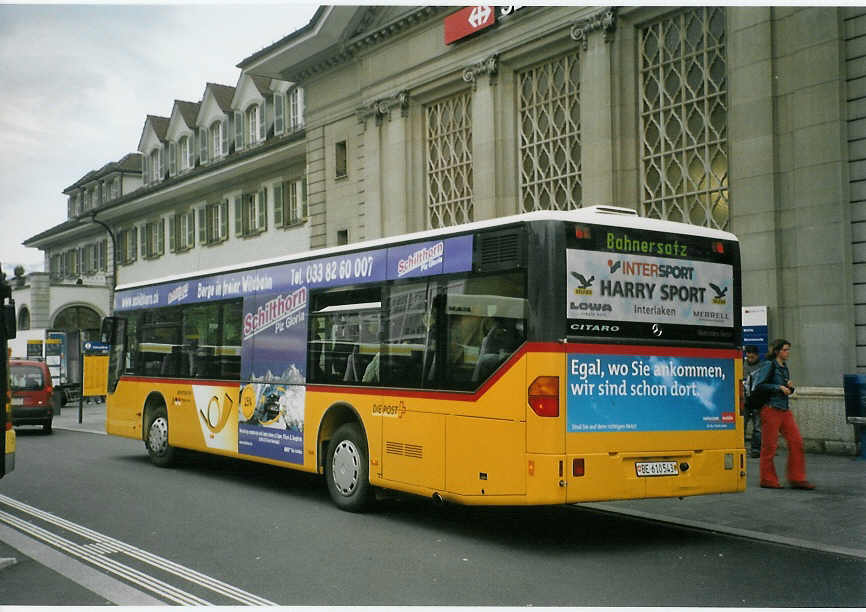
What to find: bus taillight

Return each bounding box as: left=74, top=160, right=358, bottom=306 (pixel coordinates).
left=528, top=376, right=559, bottom=417
left=712, top=241, right=725, bottom=254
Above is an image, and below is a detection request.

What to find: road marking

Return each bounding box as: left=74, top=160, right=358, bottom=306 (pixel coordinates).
left=0, top=494, right=277, bottom=605
left=0, top=523, right=165, bottom=606
left=578, top=502, right=866, bottom=560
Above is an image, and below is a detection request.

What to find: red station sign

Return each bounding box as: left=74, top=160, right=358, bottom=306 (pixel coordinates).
left=444, top=6, right=496, bottom=45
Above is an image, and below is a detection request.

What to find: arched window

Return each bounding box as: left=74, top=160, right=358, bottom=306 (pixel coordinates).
left=17, top=306, right=30, bottom=331
left=53, top=306, right=101, bottom=333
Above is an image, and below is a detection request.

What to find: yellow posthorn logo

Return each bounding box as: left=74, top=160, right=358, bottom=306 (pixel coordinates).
left=200, top=393, right=233, bottom=434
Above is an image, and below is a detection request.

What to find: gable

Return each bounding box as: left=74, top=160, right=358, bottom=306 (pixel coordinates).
left=197, top=91, right=227, bottom=129
left=167, top=104, right=196, bottom=141
left=231, top=74, right=266, bottom=112
left=138, top=117, right=167, bottom=154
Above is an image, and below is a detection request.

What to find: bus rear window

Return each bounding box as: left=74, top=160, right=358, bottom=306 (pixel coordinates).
left=566, top=223, right=738, bottom=344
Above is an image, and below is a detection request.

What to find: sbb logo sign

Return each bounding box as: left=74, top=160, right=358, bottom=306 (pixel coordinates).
left=444, top=6, right=496, bottom=44
left=468, top=6, right=493, bottom=28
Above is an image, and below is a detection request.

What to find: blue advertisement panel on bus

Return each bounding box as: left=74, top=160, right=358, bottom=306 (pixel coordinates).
left=114, top=235, right=473, bottom=464
left=566, top=347, right=736, bottom=433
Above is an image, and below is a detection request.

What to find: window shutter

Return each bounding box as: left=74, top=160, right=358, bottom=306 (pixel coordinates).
left=221, top=120, right=228, bottom=156
left=198, top=208, right=207, bottom=244
left=199, top=128, right=207, bottom=163
left=274, top=94, right=284, bottom=135
left=220, top=199, right=229, bottom=240
left=142, top=155, right=149, bottom=186
left=300, top=179, right=308, bottom=218
left=130, top=227, right=138, bottom=262
left=273, top=183, right=283, bottom=227
left=187, top=211, right=195, bottom=247
left=169, top=142, right=177, bottom=175
left=169, top=214, right=176, bottom=252
left=98, top=240, right=106, bottom=271
left=234, top=112, right=243, bottom=150
left=235, top=196, right=243, bottom=237
left=159, top=147, right=166, bottom=179
left=187, top=135, right=194, bottom=168
left=157, top=218, right=164, bottom=255
left=296, top=88, right=305, bottom=129
left=258, top=103, right=265, bottom=141
left=258, top=188, right=267, bottom=231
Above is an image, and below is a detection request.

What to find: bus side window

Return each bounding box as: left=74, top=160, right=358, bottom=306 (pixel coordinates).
left=219, top=301, right=242, bottom=380
left=442, top=272, right=527, bottom=391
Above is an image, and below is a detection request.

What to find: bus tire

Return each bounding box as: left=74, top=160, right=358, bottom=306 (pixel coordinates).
left=145, top=406, right=176, bottom=468
left=326, top=423, right=373, bottom=512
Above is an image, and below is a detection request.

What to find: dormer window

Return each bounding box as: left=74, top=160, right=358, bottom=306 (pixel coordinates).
left=179, top=136, right=191, bottom=171
left=210, top=120, right=227, bottom=159
left=246, top=104, right=264, bottom=146
left=289, top=87, right=304, bottom=132
left=149, top=149, right=160, bottom=183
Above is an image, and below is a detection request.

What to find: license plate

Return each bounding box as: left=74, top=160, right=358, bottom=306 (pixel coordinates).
left=635, top=461, right=678, bottom=477
left=11, top=397, right=24, bottom=406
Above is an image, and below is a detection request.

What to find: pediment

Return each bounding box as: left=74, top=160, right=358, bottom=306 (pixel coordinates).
left=346, top=6, right=420, bottom=40
left=231, top=74, right=267, bottom=112
left=166, top=101, right=199, bottom=141
left=197, top=90, right=226, bottom=129
left=138, top=116, right=168, bottom=154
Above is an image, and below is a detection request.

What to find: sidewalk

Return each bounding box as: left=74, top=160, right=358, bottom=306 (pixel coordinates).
left=52, top=398, right=107, bottom=435
left=581, top=452, right=866, bottom=559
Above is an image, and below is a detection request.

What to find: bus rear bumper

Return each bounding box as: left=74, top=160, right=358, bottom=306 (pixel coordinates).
left=565, top=448, right=747, bottom=503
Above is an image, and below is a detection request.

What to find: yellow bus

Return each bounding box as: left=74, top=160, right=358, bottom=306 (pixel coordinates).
left=103, top=206, right=745, bottom=511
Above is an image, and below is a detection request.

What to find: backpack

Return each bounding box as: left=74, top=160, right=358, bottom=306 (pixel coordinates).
left=746, top=360, right=775, bottom=411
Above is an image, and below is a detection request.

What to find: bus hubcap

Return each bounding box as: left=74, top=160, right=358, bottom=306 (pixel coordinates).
left=148, top=417, right=169, bottom=455
left=332, top=440, right=360, bottom=495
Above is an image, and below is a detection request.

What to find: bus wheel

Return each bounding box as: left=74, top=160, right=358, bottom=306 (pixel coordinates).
left=145, top=407, right=176, bottom=468
left=326, top=423, right=373, bottom=512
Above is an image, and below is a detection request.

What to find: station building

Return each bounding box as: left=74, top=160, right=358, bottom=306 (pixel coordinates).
left=15, top=5, right=866, bottom=425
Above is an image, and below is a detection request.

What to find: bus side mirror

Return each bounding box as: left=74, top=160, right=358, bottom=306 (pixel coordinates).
left=2, top=304, right=15, bottom=340
left=100, top=316, right=120, bottom=344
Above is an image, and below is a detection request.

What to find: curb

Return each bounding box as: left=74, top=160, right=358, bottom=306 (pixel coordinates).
left=577, top=503, right=866, bottom=561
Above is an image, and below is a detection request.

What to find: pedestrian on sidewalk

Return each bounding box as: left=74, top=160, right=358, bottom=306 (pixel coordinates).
left=757, top=338, right=815, bottom=490
left=743, top=345, right=764, bottom=458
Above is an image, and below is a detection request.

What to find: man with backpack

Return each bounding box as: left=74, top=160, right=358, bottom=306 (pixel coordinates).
left=751, top=338, right=815, bottom=490
left=742, top=345, right=764, bottom=458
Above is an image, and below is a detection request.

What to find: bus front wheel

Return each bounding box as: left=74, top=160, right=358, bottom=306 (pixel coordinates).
left=326, top=423, right=373, bottom=512
left=145, top=406, right=176, bottom=468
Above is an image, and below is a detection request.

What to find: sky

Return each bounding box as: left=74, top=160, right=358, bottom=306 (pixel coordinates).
left=0, top=2, right=318, bottom=276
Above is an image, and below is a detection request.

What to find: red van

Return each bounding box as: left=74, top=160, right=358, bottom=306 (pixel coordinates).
left=9, top=359, right=54, bottom=433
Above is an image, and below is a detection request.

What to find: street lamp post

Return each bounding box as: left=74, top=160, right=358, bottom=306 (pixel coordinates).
left=87, top=213, right=116, bottom=425
left=89, top=212, right=117, bottom=304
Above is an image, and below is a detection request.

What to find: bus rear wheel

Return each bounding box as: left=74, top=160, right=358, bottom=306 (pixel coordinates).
left=326, top=423, right=373, bottom=512
left=145, top=406, right=176, bottom=468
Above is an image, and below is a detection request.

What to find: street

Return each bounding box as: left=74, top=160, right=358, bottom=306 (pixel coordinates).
left=1, top=425, right=864, bottom=606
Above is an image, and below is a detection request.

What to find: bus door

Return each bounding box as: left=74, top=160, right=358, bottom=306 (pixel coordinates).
left=378, top=282, right=445, bottom=492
